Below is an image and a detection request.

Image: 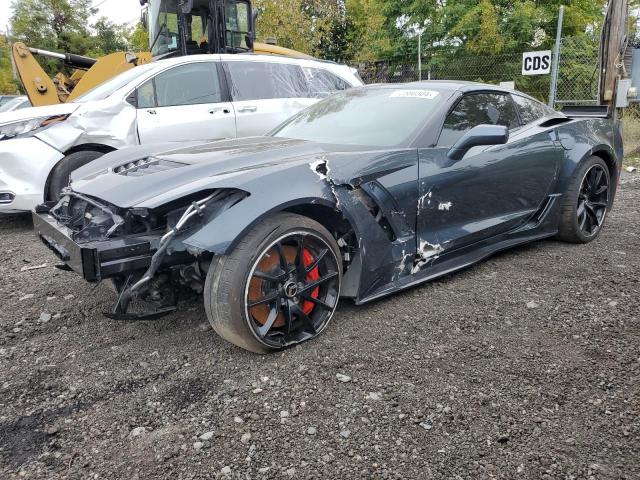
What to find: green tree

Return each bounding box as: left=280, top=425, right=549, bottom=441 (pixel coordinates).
left=253, top=0, right=347, bottom=58
left=90, top=17, right=129, bottom=56
left=126, top=22, right=149, bottom=52
left=10, top=0, right=96, bottom=75
left=344, top=0, right=392, bottom=61
left=0, top=35, right=19, bottom=94
left=254, top=0, right=316, bottom=54
left=377, top=0, right=611, bottom=58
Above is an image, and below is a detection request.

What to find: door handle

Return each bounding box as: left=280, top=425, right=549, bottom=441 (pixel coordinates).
left=209, top=107, right=231, bottom=114
left=147, top=109, right=157, bottom=115
left=238, top=105, right=257, bottom=113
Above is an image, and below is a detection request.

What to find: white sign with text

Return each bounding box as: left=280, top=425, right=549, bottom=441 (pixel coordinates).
left=522, top=50, right=552, bottom=76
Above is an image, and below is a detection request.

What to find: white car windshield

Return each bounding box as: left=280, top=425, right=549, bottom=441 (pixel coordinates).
left=272, top=87, right=446, bottom=147
left=72, top=63, right=158, bottom=103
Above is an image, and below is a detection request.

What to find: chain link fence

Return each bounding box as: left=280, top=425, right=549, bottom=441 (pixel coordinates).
left=353, top=34, right=640, bottom=159
left=554, top=36, right=600, bottom=107
left=354, top=35, right=601, bottom=106
left=354, top=52, right=550, bottom=102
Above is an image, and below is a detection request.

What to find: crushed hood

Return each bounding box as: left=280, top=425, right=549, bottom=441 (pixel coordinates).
left=0, top=102, right=79, bottom=125
left=70, top=136, right=414, bottom=210
left=71, top=137, right=331, bottom=208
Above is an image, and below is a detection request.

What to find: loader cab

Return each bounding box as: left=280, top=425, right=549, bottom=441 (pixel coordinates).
left=144, top=0, right=253, bottom=58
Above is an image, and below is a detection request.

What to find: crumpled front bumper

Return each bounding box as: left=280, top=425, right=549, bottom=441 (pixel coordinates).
left=33, top=210, right=164, bottom=282
left=0, top=137, right=65, bottom=213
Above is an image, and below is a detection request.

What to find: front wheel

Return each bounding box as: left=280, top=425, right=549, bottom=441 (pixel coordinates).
left=204, top=213, right=342, bottom=353
left=557, top=156, right=611, bottom=244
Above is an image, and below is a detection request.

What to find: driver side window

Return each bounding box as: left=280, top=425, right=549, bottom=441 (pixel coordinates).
left=438, top=93, right=519, bottom=147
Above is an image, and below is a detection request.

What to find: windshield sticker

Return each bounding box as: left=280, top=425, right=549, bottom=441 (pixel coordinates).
left=390, top=90, right=440, bottom=100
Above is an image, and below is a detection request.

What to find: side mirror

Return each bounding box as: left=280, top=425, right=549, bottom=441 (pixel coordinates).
left=447, top=124, right=509, bottom=161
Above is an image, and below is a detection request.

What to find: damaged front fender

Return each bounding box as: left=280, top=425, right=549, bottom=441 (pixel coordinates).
left=35, top=99, right=138, bottom=152
left=183, top=163, right=338, bottom=254
left=185, top=149, right=421, bottom=303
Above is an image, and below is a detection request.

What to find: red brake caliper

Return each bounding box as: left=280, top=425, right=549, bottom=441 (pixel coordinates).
left=302, top=249, right=320, bottom=315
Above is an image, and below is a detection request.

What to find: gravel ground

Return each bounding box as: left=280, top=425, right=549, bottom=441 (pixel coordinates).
left=1, top=174, right=639, bottom=480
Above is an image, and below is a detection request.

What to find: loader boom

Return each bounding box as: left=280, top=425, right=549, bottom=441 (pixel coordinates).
left=12, top=42, right=153, bottom=106
left=11, top=0, right=311, bottom=107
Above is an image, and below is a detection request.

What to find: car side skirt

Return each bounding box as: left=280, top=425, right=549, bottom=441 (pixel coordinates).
left=357, top=230, right=557, bottom=305
left=355, top=193, right=563, bottom=304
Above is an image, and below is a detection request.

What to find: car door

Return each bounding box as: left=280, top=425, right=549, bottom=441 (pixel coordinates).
left=417, top=92, right=563, bottom=256
left=224, top=59, right=318, bottom=137
left=135, top=61, right=236, bottom=144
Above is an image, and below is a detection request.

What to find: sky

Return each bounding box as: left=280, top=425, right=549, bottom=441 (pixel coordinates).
left=0, top=0, right=143, bottom=34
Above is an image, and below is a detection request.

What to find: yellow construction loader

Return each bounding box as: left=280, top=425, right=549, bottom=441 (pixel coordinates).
left=12, top=0, right=312, bottom=107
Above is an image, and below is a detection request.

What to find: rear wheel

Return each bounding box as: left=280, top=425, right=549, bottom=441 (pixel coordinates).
left=47, top=150, right=106, bottom=201
left=204, top=213, right=342, bottom=353
left=557, top=156, right=611, bottom=243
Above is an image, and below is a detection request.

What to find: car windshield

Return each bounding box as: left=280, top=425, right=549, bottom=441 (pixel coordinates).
left=272, top=87, right=446, bottom=147
left=72, top=63, right=158, bottom=103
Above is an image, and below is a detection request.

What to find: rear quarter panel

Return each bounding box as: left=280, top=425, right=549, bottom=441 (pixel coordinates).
left=554, top=118, right=622, bottom=198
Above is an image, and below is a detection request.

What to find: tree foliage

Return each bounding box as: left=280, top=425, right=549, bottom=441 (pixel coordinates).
left=90, top=17, right=130, bottom=56
left=3, top=0, right=635, bottom=97
left=0, top=35, right=19, bottom=94
left=9, top=0, right=140, bottom=76
left=10, top=0, right=95, bottom=57
left=126, top=23, right=149, bottom=52
left=375, top=0, right=611, bottom=58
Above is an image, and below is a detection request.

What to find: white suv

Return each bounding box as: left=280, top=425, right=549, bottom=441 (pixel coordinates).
left=0, top=54, right=362, bottom=213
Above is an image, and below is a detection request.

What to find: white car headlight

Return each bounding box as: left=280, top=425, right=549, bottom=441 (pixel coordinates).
left=0, top=115, right=68, bottom=141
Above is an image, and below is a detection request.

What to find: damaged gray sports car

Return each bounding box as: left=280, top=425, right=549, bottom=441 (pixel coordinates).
left=33, top=82, right=623, bottom=353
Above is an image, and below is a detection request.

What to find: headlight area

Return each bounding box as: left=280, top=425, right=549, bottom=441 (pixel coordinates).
left=45, top=188, right=247, bottom=243
left=36, top=189, right=248, bottom=320
left=0, top=114, right=68, bottom=141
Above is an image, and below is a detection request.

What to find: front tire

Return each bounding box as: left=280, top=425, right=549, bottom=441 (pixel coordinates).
left=204, top=213, right=342, bottom=353
left=556, top=156, right=611, bottom=244
left=47, top=150, right=106, bottom=201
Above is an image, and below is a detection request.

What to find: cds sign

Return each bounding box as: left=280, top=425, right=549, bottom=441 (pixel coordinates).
left=522, top=51, right=552, bottom=76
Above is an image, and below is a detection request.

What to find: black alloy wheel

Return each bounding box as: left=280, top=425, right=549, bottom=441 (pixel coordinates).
left=576, top=164, right=610, bottom=237
left=557, top=156, right=611, bottom=244
left=204, top=213, right=342, bottom=353
left=244, top=232, right=341, bottom=349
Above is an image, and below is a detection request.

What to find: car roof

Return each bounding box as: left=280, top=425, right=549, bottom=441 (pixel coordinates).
left=151, top=53, right=342, bottom=69
left=363, top=81, right=544, bottom=103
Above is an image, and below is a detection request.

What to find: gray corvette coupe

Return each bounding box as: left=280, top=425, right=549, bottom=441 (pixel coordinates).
left=34, top=82, right=623, bottom=353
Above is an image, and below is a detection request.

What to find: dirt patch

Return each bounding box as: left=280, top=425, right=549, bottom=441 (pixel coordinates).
left=1, top=182, right=639, bottom=479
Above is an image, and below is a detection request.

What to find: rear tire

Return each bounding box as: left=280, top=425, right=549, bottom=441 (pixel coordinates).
left=556, top=156, right=611, bottom=244
left=47, top=150, right=106, bottom=201
left=204, top=213, right=342, bottom=353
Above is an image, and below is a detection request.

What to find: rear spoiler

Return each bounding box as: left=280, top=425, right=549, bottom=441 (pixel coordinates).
left=561, top=105, right=610, bottom=118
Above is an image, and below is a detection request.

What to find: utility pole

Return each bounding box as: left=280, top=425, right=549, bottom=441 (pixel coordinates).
left=418, top=31, right=422, bottom=81
left=599, top=0, right=629, bottom=108
left=548, top=5, right=564, bottom=108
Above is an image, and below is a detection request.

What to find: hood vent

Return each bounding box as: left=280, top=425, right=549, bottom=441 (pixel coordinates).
left=113, top=157, right=187, bottom=177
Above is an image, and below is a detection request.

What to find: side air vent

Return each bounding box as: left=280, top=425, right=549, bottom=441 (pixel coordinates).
left=113, top=157, right=187, bottom=177
left=539, top=117, right=573, bottom=128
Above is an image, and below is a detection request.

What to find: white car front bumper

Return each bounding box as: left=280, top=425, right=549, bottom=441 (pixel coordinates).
left=0, top=137, right=64, bottom=213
